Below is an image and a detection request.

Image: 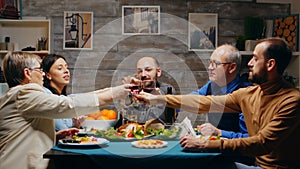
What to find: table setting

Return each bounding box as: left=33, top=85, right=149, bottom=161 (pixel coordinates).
left=45, top=80, right=235, bottom=169
left=45, top=115, right=237, bottom=169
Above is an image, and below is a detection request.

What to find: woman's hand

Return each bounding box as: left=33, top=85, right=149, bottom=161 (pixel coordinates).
left=56, top=128, right=79, bottom=143
left=91, top=87, right=111, bottom=94
left=95, top=83, right=132, bottom=107
left=72, top=116, right=86, bottom=128
left=111, top=84, right=132, bottom=100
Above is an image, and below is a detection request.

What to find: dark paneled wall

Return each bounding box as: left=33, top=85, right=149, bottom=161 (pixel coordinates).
left=22, top=0, right=290, bottom=94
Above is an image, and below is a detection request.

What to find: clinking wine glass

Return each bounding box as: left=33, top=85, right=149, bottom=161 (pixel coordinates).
left=140, top=79, right=156, bottom=113
left=121, top=75, right=143, bottom=124
left=122, top=77, right=157, bottom=124
left=129, top=76, right=142, bottom=95
left=140, top=79, right=165, bottom=124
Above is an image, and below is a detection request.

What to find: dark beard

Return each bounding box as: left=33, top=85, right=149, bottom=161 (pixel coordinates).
left=248, top=67, right=268, bottom=84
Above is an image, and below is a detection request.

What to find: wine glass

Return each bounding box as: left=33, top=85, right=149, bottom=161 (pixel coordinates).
left=124, top=74, right=142, bottom=95
left=198, top=113, right=208, bottom=125
left=119, top=100, right=140, bottom=124
left=140, top=80, right=167, bottom=124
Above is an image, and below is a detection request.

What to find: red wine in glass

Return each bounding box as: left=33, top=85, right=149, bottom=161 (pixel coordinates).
left=129, top=85, right=140, bottom=91
left=129, top=85, right=142, bottom=95
left=143, top=88, right=154, bottom=93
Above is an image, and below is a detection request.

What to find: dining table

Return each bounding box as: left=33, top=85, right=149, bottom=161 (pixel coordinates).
left=44, top=138, right=238, bottom=169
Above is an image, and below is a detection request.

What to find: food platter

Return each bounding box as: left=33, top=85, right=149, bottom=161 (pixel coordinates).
left=131, top=139, right=168, bottom=149
left=94, top=120, right=181, bottom=141
left=96, top=133, right=155, bottom=142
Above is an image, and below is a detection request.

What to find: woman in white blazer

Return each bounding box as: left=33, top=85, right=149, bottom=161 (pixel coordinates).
left=0, top=52, right=131, bottom=169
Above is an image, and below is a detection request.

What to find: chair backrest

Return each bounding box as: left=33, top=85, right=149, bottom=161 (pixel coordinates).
left=0, top=83, right=9, bottom=96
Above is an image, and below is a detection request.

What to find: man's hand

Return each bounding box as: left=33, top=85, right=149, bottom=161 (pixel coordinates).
left=122, top=76, right=141, bottom=85
left=197, top=123, right=221, bottom=136
left=153, top=88, right=162, bottom=95
left=134, top=91, right=165, bottom=106
left=122, top=75, right=132, bottom=84
left=179, top=134, right=207, bottom=150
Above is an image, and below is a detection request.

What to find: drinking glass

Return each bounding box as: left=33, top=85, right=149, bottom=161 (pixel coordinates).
left=198, top=113, right=208, bottom=125
left=126, top=110, right=138, bottom=123
left=127, top=75, right=142, bottom=95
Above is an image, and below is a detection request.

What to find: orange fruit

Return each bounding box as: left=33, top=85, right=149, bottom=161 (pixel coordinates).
left=86, top=116, right=95, bottom=120
left=101, top=109, right=109, bottom=116
left=107, top=110, right=117, bottom=120
left=87, top=110, right=101, bottom=119
left=97, top=116, right=109, bottom=120
left=86, top=113, right=94, bottom=117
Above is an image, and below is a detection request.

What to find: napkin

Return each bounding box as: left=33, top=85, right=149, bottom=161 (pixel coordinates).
left=179, top=117, right=196, bottom=137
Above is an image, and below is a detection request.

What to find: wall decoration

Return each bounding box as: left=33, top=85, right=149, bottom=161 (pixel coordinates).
left=265, top=19, right=274, bottom=38
left=63, top=11, right=93, bottom=50
left=122, top=6, right=160, bottom=35
left=0, top=0, right=21, bottom=19
left=273, top=14, right=299, bottom=51
left=189, top=13, right=218, bottom=51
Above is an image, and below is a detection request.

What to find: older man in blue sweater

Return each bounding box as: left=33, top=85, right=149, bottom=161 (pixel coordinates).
left=192, top=44, right=251, bottom=139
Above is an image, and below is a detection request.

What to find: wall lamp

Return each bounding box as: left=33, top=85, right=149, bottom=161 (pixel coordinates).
left=66, top=13, right=87, bottom=41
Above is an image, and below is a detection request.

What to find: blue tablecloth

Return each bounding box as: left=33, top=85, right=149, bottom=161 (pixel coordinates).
left=53, top=140, right=219, bottom=157
left=47, top=140, right=236, bottom=169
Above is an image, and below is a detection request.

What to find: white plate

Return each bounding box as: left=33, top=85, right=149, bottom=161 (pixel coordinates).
left=131, top=140, right=168, bottom=149
left=59, top=138, right=109, bottom=146
left=77, top=131, right=96, bottom=136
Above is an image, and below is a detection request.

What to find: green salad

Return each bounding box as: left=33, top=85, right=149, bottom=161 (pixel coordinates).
left=94, top=124, right=181, bottom=140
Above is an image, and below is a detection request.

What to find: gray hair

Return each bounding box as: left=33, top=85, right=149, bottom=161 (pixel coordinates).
left=221, top=44, right=241, bottom=76
left=2, top=52, right=41, bottom=88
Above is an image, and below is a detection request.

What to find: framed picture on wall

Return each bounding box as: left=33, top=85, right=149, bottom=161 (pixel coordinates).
left=188, top=13, right=218, bottom=51
left=122, top=6, right=160, bottom=35
left=0, top=0, right=22, bottom=19
left=63, top=11, right=93, bottom=50
left=273, top=14, right=299, bottom=51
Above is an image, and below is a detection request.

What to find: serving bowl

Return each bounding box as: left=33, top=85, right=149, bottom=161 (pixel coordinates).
left=81, top=119, right=118, bottom=131
left=82, top=109, right=119, bottom=131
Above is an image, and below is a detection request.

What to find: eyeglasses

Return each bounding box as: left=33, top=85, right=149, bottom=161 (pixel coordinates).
left=209, top=60, right=232, bottom=68
left=29, top=67, right=44, bottom=75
